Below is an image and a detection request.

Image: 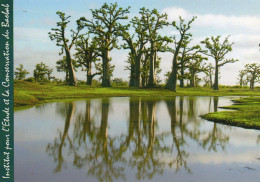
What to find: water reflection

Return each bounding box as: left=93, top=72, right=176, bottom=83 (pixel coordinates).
left=126, top=98, right=170, bottom=180
left=44, top=97, right=242, bottom=181
left=46, top=102, right=76, bottom=172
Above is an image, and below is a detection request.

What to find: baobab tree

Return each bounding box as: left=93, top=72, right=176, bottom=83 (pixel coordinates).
left=79, top=3, right=130, bottom=87
left=142, top=8, right=170, bottom=87
left=15, top=64, right=29, bottom=80
left=74, top=35, right=101, bottom=85
left=49, top=11, right=83, bottom=86
left=33, top=62, right=53, bottom=82
left=201, top=36, right=238, bottom=90
left=203, top=63, right=214, bottom=87
left=176, top=37, right=206, bottom=88
left=118, top=8, right=149, bottom=87
left=237, top=69, right=248, bottom=87
left=187, top=55, right=208, bottom=87
left=244, top=63, right=260, bottom=90
left=165, top=16, right=196, bottom=92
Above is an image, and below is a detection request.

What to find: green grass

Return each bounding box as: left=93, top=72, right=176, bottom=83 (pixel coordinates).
left=14, top=80, right=260, bottom=106
left=201, top=97, right=260, bottom=130
left=14, top=81, right=260, bottom=129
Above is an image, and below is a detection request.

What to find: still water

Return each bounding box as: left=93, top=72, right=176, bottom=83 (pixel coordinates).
left=15, top=96, right=260, bottom=182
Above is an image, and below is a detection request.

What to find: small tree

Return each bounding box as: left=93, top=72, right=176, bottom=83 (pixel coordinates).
left=75, top=35, right=101, bottom=85
left=201, top=36, right=238, bottom=90
left=112, top=78, right=123, bottom=86
left=244, top=63, right=260, bottom=90
left=237, top=70, right=248, bottom=87
left=203, top=63, right=214, bottom=87
left=15, top=64, right=29, bottom=80
left=49, top=11, right=83, bottom=86
left=33, top=62, right=53, bottom=82
left=187, top=55, right=208, bottom=87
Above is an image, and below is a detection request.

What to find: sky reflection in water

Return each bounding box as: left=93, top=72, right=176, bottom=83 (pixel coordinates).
left=14, top=96, right=260, bottom=182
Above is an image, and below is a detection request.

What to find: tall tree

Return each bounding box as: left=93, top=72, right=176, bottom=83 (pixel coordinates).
left=165, top=16, right=196, bottom=92
left=118, top=9, right=149, bottom=87
left=244, top=63, right=260, bottom=90
left=201, top=36, right=238, bottom=90
left=175, top=37, right=204, bottom=88
left=49, top=11, right=83, bottom=86
left=79, top=3, right=130, bottom=87
left=14, top=64, right=29, bottom=80
left=75, top=35, right=102, bottom=85
left=56, top=56, right=78, bottom=83
left=141, top=8, right=170, bottom=87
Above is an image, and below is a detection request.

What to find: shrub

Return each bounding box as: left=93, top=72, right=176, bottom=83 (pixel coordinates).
left=24, top=77, right=35, bottom=82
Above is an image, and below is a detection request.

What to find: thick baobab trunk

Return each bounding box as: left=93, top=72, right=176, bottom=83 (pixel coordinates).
left=134, top=54, right=141, bottom=87
left=102, top=50, right=111, bottom=87
left=190, top=73, right=196, bottom=87
left=86, top=75, right=94, bottom=85
left=65, top=49, right=77, bottom=86
left=129, top=61, right=135, bottom=87
left=86, top=61, right=92, bottom=85
left=213, top=62, right=219, bottom=90
left=165, top=36, right=184, bottom=92
left=250, top=78, right=254, bottom=90
left=180, top=65, right=185, bottom=88
left=165, top=58, right=178, bottom=92
left=147, top=47, right=156, bottom=87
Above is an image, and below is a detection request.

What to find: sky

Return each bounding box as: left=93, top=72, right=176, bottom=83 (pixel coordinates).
left=14, top=0, right=260, bottom=85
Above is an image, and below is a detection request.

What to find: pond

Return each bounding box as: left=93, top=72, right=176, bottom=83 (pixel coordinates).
left=14, top=96, right=260, bottom=182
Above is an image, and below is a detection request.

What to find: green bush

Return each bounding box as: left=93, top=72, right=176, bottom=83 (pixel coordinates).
left=24, top=77, right=35, bottom=82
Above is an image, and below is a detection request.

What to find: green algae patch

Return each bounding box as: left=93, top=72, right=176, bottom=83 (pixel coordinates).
left=201, top=97, right=260, bottom=130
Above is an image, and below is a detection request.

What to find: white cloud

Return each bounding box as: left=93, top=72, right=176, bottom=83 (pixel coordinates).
left=162, top=6, right=260, bottom=34
left=161, top=6, right=260, bottom=85
left=162, top=6, right=192, bottom=21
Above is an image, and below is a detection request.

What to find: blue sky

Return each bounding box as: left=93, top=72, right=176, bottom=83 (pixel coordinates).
left=14, top=0, right=260, bottom=85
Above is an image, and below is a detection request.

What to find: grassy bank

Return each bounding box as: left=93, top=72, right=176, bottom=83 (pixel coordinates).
left=201, top=97, right=260, bottom=130
left=15, top=80, right=260, bottom=129
left=14, top=80, right=260, bottom=107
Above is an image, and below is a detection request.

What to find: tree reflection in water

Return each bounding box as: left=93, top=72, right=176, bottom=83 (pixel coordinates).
left=165, top=97, right=190, bottom=173
left=200, top=97, right=229, bottom=151
left=46, top=102, right=76, bottom=172
left=46, top=97, right=229, bottom=181
left=123, top=98, right=171, bottom=180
